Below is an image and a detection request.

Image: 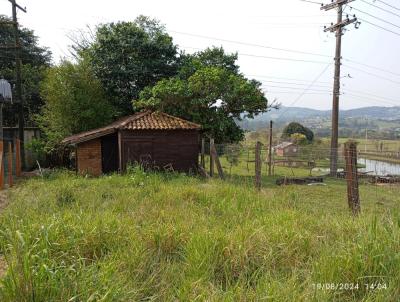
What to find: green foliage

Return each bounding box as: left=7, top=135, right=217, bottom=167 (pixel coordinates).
left=0, top=171, right=399, bottom=301
left=83, top=16, right=179, bottom=115
left=283, top=122, right=314, bottom=142
left=137, top=47, right=269, bottom=143
left=37, top=60, right=115, bottom=151
left=290, top=133, right=308, bottom=145
left=0, top=15, right=52, bottom=126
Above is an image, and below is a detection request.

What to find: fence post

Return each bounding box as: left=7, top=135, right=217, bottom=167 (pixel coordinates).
left=268, top=121, right=273, bottom=176
left=15, top=139, right=21, bottom=177
left=344, top=141, right=360, bottom=215
left=8, top=142, right=13, bottom=187
left=255, top=141, right=262, bottom=190
left=210, top=143, right=225, bottom=180
left=200, top=138, right=205, bottom=169
left=0, top=140, right=3, bottom=190
left=210, top=138, right=214, bottom=177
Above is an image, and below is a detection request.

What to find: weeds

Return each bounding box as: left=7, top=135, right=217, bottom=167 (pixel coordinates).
left=0, top=170, right=399, bottom=301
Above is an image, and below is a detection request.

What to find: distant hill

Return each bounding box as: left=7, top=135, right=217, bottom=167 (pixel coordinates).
left=246, top=106, right=400, bottom=123
left=238, top=106, right=400, bottom=139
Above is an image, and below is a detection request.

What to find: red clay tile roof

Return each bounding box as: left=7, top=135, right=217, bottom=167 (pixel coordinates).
left=62, top=111, right=201, bottom=145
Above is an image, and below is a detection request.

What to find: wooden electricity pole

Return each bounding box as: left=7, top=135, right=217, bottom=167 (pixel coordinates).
left=321, top=0, right=358, bottom=176
left=9, top=0, right=26, bottom=169
left=268, top=121, right=273, bottom=176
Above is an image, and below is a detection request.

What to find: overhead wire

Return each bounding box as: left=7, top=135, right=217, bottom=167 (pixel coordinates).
left=275, top=63, right=332, bottom=118
left=348, top=5, right=400, bottom=30
left=359, top=0, right=400, bottom=19
left=183, top=46, right=331, bottom=64
left=172, top=30, right=332, bottom=58
left=357, top=18, right=400, bottom=36
left=343, top=64, right=400, bottom=85
left=374, top=0, right=400, bottom=11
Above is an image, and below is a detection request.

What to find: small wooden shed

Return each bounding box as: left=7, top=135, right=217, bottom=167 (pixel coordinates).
left=62, top=111, right=201, bottom=176
left=274, top=142, right=298, bottom=157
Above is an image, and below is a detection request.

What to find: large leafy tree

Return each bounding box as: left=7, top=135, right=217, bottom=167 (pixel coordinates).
left=137, top=47, right=270, bottom=143
left=37, top=60, right=115, bottom=151
left=282, top=122, right=314, bottom=142
left=82, top=16, right=179, bottom=115
left=0, top=15, right=52, bottom=126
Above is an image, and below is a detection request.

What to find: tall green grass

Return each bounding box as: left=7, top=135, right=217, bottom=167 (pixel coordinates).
left=0, top=168, right=399, bottom=301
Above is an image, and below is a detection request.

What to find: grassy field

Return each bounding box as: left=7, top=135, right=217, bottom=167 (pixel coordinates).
left=0, top=167, right=399, bottom=301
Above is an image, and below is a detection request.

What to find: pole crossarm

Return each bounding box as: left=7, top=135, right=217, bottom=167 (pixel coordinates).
left=8, top=0, right=26, bottom=13
left=324, top=17, right=358, bottom=32
left=321, top=0, right=355, bottom=11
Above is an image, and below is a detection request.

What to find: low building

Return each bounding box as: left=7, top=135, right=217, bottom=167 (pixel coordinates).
left=62, top=111, right=201, bottom=176
left=274, top=142, right=298, bottom=157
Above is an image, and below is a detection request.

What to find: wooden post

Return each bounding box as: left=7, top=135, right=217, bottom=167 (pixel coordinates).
left=210, top=143, right=225, bottom=180
left=200, top=138, right=205, bottom=169
left=8, top=142, right=13, bottom=187
left=209, top=138, right=214, bottom=177
left=255, top=141, right=262, bottom=190
left=344, top=141, right=360, bottom=215
left=268, top=121, right=273, bottom=176
left=15, top=139, right=21, bottom=177
left=0, top=140, right=3, bottom=190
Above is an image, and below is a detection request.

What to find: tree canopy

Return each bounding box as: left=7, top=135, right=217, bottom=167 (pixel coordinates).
left=82, top=16, right=179, bottom=115
left=137, top=47, right=269, bottom=143
left=282, top=122, right=314, bottom=142
left=37, top=60, right=114, bottom=151
left=0, top=15, right=52, bottom=126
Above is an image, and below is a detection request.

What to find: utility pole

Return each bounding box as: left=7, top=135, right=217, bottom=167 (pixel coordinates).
left=268, top=121, right=273, bottom=176
left=9, top=0, right=26, bottom=168
left=321, top=0, right=359, bottom=176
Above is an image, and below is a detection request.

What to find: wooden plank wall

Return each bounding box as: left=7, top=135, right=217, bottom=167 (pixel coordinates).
left=120, top=130, right=200, bottom=172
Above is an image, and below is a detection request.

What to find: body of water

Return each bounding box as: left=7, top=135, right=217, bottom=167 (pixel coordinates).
left=359, top=158, right=400, bottom=176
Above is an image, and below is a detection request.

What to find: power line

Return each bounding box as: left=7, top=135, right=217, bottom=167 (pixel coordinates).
left=299, top=0, right=323, bottom=5
left=276, top=63, right=332, bottom=117
left=183, top=46, right=331, bottom=64
left=348, top=6, right=400, bottom=30
left=259, top=77, right=400, bottom=104
left=178, top=29, right=398, bottom=76
left=374, top=0, right=400, bottom=11
left=343, top=64, right=400, bottom=85
left=172, top=30, right=332, bottom=58
left=262, top=84, right=331, bottom=92
left=259, top=79, right=331, bottom=88
left=265, top=91, right=331, bottom=95
left=358, top=17, right=400, bottom=36
left=344, top=87, right=400, bottom=103
left=360, top=0, right=400, bottom=18
left=343, top=91, right=400, bottom=106
left=245, top=74, right=331, bottom=84
left=343, top=58, right=400, bottom=77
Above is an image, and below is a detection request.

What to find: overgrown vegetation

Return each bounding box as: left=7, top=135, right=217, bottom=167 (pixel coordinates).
left=0, top=169, right=399, bottom=301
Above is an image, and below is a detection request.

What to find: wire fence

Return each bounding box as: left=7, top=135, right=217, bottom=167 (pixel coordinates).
left=200, top=139, right=400, bottom=215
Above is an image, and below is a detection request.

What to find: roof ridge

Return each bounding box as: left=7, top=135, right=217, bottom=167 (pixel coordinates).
left=150, top=111, right=201, bottom=127
left=118, top=110, right=152, bottom=128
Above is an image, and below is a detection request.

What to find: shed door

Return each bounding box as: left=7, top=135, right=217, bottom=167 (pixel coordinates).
left=101, top=134, right=119, bottom=173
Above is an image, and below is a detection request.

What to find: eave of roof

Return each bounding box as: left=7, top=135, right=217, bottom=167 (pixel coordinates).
left=62, top=111, right=201, bottom=145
